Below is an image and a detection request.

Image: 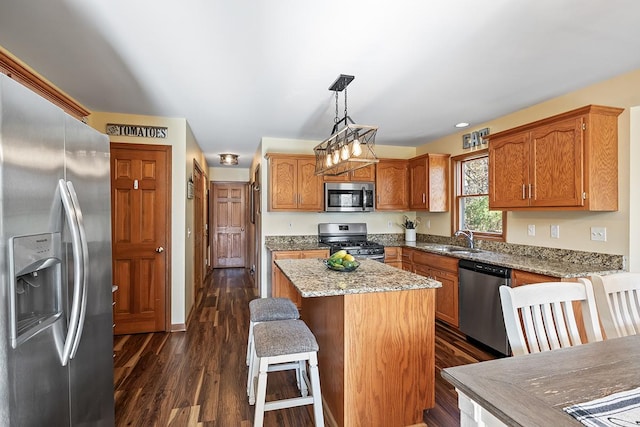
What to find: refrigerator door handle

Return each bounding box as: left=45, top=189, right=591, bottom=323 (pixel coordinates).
left=66, top=181, right=89, bottom=360
left=58, top=179, right=85, bottom=366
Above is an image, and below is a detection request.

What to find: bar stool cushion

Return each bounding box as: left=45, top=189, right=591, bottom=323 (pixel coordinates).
left=254, top=319, right=319, bottom=358
left=249, top=298, right=299, bottom=323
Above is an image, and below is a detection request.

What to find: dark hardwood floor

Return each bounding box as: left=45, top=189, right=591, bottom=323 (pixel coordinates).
left=114, top=268, right=499, bottom=426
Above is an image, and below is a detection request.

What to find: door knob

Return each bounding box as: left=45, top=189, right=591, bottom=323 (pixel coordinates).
left=156, top=247, right=164, bottom=253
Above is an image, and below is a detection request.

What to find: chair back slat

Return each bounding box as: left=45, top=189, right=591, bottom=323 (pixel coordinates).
left=592, top=273, right=640, bottom=338
left=500, top=280, right=602, bottom=356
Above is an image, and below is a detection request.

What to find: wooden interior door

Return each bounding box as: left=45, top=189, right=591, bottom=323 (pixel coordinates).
left=193, top=161, right=205, bottom=291
left=111, top=143, right=171, bottom=334
left=213, top=182, right=246, bottom=268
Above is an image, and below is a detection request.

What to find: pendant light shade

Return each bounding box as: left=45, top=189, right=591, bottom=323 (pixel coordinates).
left=314, top=75, right=378, bottom=176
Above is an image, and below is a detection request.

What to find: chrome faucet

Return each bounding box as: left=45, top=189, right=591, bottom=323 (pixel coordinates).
left=455, top=229, right=474, bottom=249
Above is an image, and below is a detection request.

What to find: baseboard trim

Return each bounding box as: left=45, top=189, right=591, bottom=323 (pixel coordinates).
left=171, top=323, right=186, bottom=332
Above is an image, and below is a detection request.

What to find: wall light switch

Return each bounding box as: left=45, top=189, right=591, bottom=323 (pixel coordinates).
left=550, top=224, right=560, bottom=239
left=527, top=224, right=535, bottom=236
left=387, top=221, right=393, bottom=229
left=591, top=227, right=607, bottom=241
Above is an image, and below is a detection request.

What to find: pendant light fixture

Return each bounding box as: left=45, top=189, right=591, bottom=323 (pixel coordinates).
left=314, top=74, right=378, bottom=176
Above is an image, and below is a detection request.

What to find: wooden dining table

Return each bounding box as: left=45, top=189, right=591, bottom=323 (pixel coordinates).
left=442, top=334, right=640, bottom=426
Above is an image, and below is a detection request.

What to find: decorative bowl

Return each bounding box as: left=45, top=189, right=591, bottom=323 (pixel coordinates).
left=324, top=259, right=360, bottom=272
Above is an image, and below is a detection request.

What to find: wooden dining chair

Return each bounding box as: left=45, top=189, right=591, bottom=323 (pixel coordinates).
left=499, top=279, right=603, bottom=356
left=590, top=273, right=640, bottom=339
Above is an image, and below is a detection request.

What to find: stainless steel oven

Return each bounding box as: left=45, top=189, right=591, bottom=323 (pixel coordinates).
left=324, top=182, right=374, bottom=212
left=318, top=223, right=384, bottom=262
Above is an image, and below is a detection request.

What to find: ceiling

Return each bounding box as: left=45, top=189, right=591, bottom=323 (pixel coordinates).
left=2, top=1, right=640, bottom=169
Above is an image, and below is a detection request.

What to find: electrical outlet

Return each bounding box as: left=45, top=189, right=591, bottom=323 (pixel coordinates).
left=527, top=224, right=535, bottom=236
left=288, top=222, right=293, bottom=229
left=388, top=221, right=393, bottom=229
left=591, top=227, right=607, bottom=241
left=426, top=219, right=431, bottom=229
left=550, top=224, right=560, bottom=239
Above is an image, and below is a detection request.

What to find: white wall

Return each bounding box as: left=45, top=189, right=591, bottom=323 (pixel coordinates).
left=257, top=137, right=419, bottom=295
left=184, top=123, right=210, bottom=322
left=420, top=69, right=640, bottom=262
left=256, top=70, right=640, bottom=293
left=209, top=166, right=250, bottom=182
left=630, top=106, right=640, bottom=271
left=88, top=111, right=204, bottom=328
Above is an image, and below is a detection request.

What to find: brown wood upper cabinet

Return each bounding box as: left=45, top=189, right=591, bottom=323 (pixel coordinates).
left=488, top=105, right=623, bottom=211
left=409, top=153, right=450, bottom=211
left=266, top=154, right=324, bottom=211
left=375, top=159, right=409, bottom=210
left=323, top=164, right=375, bottom=182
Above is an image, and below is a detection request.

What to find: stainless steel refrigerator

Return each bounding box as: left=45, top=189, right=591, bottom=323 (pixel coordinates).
left=0, top=74, right=115, bottom=425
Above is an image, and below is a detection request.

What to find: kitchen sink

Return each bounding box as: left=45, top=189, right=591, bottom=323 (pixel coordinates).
left=443, top=247, right=483, bottom=254
left=424, top=244, right=483, bottom=254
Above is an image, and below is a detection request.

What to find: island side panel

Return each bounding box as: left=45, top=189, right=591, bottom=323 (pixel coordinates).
left=302, top=289, right=436, bottom=427
left=302, top=294, right=347, bottom=426
left=343, top=288, right=436, bottom=426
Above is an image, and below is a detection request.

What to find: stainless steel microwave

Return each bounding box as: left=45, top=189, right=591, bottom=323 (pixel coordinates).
left=324, top=182, right=375, bottom=212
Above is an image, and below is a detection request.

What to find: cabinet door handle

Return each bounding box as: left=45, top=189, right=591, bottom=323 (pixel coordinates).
left=422, top=193, right=426, bottom=203
left=522, top=184, right=526, bottom=200
left=528, top=184, right=532, bottom=199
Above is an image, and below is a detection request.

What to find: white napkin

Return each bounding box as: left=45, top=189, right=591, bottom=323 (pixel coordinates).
left=563, top=387, right=640, bottom=427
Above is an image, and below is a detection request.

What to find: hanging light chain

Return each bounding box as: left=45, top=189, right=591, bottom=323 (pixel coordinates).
left=344, top=87, right=348, bottom=119
left=334, top=91, right=339, bottom=125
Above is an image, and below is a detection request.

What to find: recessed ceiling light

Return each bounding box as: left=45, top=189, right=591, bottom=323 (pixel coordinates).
left=455, top=122, right=470, bottom=128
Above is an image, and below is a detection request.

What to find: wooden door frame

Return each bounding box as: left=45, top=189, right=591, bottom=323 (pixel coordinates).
left=111, top=142, right=172, bottom=332
left=193, top=159, right=206, bottom=295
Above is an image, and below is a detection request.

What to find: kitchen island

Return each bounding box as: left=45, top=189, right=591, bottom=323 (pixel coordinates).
left=442, top=334, right=640, bottom=426
left=274, top=258, right=441, bottom=427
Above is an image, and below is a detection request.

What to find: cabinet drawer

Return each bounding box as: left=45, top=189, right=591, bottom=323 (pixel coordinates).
left=412, top=251, right=459, bottom=273
left=384, top=246, right=402, bottom=262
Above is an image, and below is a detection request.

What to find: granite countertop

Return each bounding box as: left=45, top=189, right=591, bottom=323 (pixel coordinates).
left=404, top=242, right=622, bottom=278
left=265, top=235, right=624, bottom=278
left=274, top=258, right=441, bottom=297
left=265, top=241, right=329, bottom=252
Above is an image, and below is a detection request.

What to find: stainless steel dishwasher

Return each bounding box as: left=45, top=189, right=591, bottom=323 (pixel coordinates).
left=458, top=259, right=512, bottom=356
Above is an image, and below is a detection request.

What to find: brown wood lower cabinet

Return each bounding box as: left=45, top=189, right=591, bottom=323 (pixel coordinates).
left=384, top=246, right=402, bottom=268
left=511, top=269, right=594, bottom=343
left=403, top=248, right=459, bottom=327
left=511, top=269, right=558, bottom=287
left=270, top=249, right=329, bottom=308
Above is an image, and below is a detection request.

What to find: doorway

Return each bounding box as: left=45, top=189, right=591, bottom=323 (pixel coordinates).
left=111, top=143, right=171, bottom=334
left=211, top=182, right=247, bottom=268
left=193, top=160, right=207, bottom=294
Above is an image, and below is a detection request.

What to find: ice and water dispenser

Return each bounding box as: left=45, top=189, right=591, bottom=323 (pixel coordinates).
left=9, top=232, right=63, bottom=348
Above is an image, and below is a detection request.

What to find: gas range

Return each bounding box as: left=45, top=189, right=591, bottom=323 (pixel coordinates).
left=318, top=223, right=385, bottom=262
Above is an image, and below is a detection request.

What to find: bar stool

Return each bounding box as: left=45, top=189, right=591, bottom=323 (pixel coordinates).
left=251, top=319, right=324, bottom=427
left=246, top=298, right=300, bottom=397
